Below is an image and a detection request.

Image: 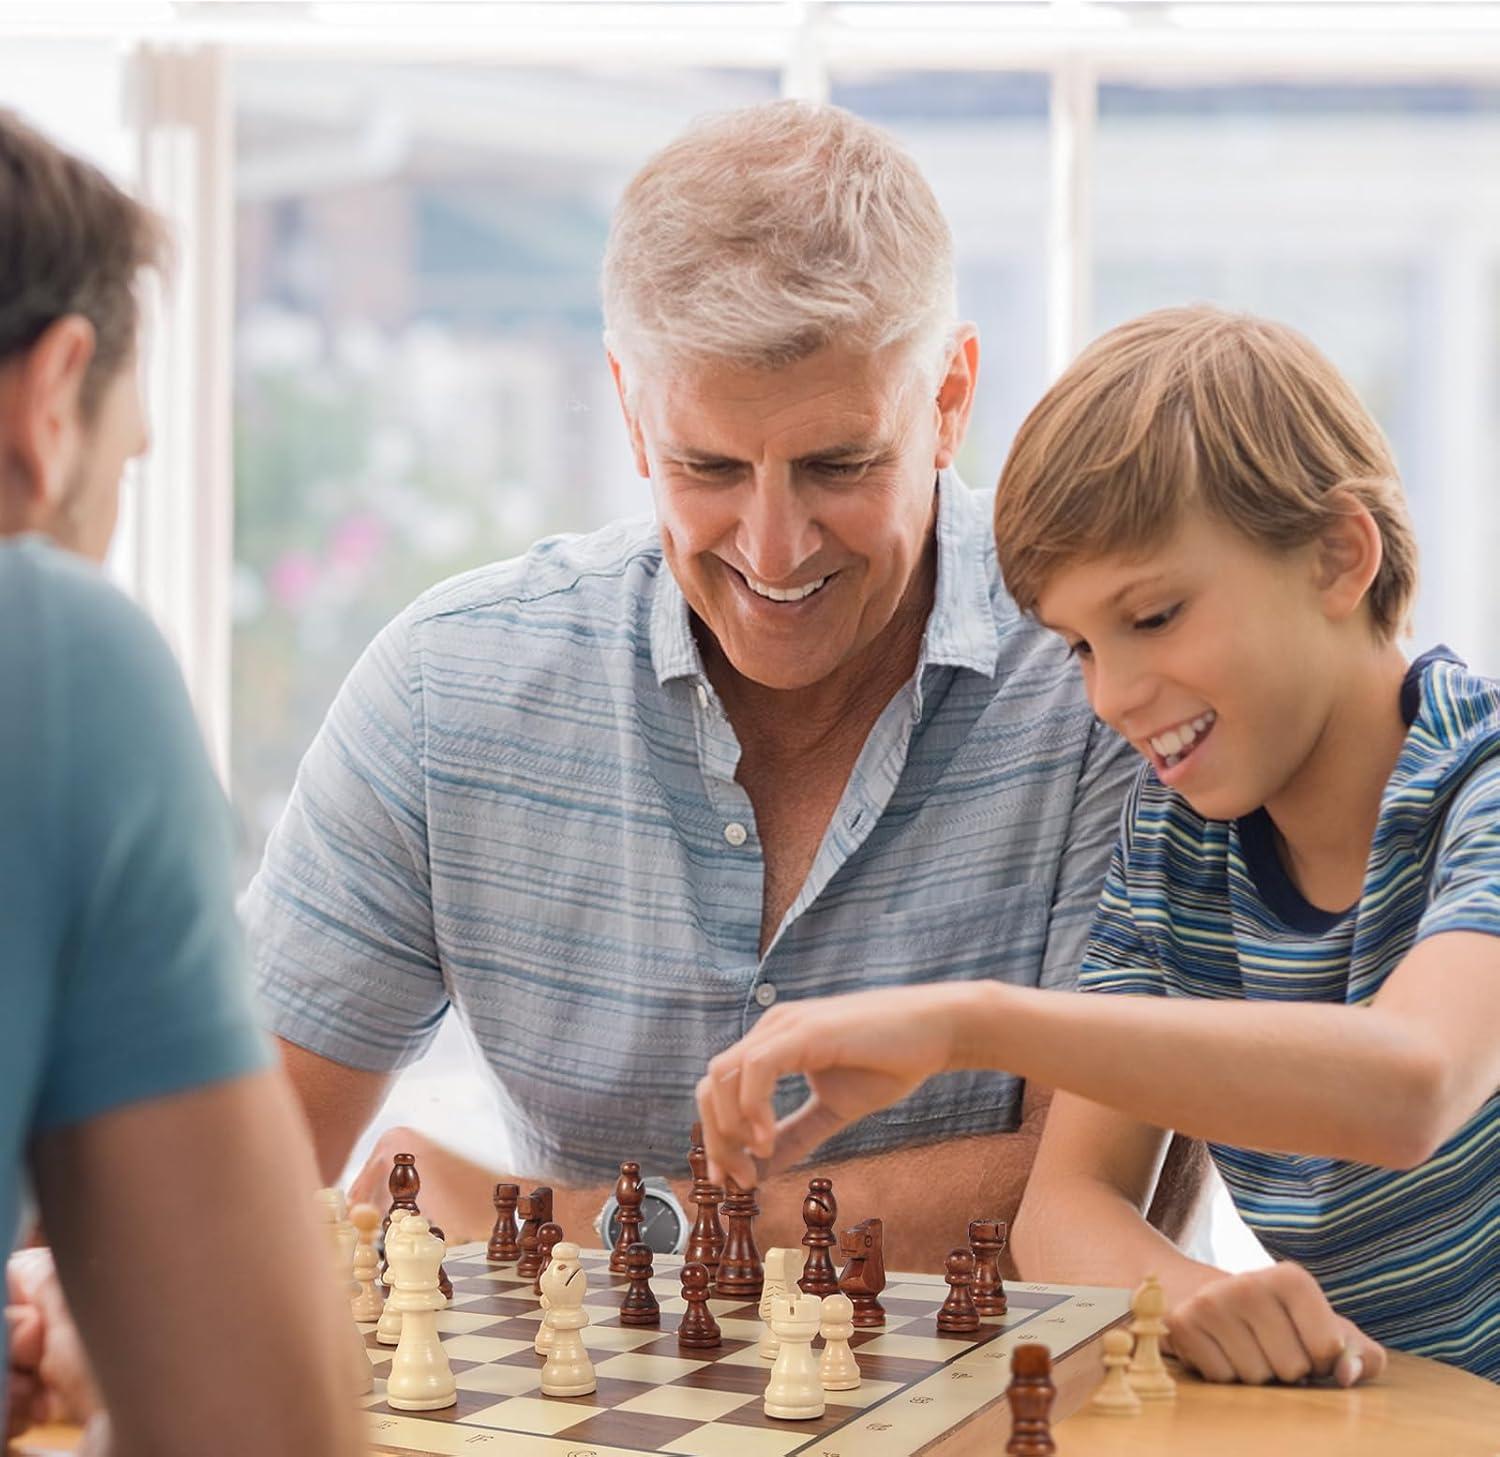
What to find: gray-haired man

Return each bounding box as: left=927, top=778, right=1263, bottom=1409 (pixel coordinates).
left=246, top=100, right=1202, bottom=1268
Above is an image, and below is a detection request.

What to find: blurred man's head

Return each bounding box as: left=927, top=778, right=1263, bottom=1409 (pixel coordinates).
left=0, top=110, right=164, bottom=563
left=602, top=101, right=977, bottom=693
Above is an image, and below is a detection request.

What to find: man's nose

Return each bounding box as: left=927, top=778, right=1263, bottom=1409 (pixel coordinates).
left=735, top=472, right=820, bottom=583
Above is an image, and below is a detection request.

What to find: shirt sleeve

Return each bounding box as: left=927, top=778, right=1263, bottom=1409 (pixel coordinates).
left=1415, top=750, right=1500, bottom=943
left=35, top=581, right=269, bottom=1132
left=1037, top=714, right=1141, bottom=991
left=242, top=609, right=447, bottom=1072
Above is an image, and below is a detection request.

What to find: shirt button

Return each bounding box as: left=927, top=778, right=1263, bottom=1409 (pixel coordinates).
left=754, top=982, right=778, bottom=1008
left=696, top=683, right=709, bottom=709
left=724, top=821, right=748, bottom=847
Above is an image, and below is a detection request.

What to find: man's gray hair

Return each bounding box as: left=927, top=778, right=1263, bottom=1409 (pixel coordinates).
left=602, top=100, right=957, bottom=387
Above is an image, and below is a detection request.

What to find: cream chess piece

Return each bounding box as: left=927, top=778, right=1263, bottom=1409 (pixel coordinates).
left=539, top=1241, right=596, bottom=1396
left=375, top=1212, right=410, bottom=1347
left=350, top=1203, right=384, bottom=1322
left=758, top=1247, right=806, bottom=1360
left=1090, top=1327, right=1142, bottom=1414
left=386, top=1215, right=456, bottom=1411
left=1126, top=1276, right=1177, bottom=1400
left=763, top=1292, right=825, bottom=1420
left=315, top=1187, right=373, bottom=1395
left=818, top=1293, right=860, bottom=1391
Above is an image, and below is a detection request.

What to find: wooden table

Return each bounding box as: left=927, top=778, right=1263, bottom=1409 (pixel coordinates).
left=13, top=1350, right=1498, bottom=1455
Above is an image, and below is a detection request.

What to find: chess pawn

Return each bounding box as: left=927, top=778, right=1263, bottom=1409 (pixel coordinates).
left=762, top=1293, right=825, bottom=1421
left=488, top=1182, right=520, bottom=1263
left=350, top=1203, right=384, bottom=1321
left=1089, top=1327, right=1142, bottom=1415
left=798, top=1178, right=840, bottom=1296
left=969, top=1218, right=1008, bottom=1318
left=539, top=1241, right=596, bottom=1397
left=677, top=1261, right=721, bottom=1350
left=609, top=1161, right=645, bottom=1274
left=316, top=1187, right=373, bottom=1396
left=534, top=1221, right=564, bottom=1297
left=1126, top=1276, right=1177, bottom=1400
left=937, top=1247, right=981, bottom=1333
left=386, top=1215, right=457, bottom=1411
left=758, top=1247, right=806, bottom=1360
left=376, top=1212, right=411, bottom=1346
left=1005, top=1343, right=1056, bottom=1456
left=818, top=1293, right=860, bottom=1391
left=619, top=1242, right=660, bottom=1326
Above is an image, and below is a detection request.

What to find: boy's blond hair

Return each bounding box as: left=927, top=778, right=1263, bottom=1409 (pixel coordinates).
left=993, top=306, right=1417, bottom=640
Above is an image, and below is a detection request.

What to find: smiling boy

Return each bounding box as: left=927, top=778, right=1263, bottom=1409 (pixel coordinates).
left=696, top=306, right=1500, bottom=1384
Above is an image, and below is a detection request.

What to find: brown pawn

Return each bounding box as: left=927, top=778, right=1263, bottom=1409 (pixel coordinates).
left=514, top=1186, right=553, bottom=1280
left=797, top=1177, right=840, bottom=1296
left=533, top=1221, right=564, bottom=1296
left=686, top=1182, right=726, bottom=1273
left=426, top=1224, right=455, bottom=1303
left=837, top=1217, right=886, bottom=1327
left=676, top=1261, right=722, bottom=1350
left=487, top=1182, right=520, bottom=1263
left=712, top=1175, right=763, bottom=1299
left=937, top=1247, right=981, bottom=1333
left=1005, top=1343, right=1057, bottom=1456
left=619, top=1242, right=660, bottom=1326
left=609, top=1162, right=645, bottom=1274
left=969, top=1219, right=1008, bottom=1317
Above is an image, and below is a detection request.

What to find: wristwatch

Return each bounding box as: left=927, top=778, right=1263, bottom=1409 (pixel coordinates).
left=594, top=1176, right=691, bottom=1255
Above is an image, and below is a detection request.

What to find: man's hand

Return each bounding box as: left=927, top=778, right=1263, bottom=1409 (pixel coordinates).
left=696, top=984, right=973, bottom=1189
left=6, top=1247, right=101, bottom=1437
left=348, top=1126, right=505, bottom=1244
left=1166, top=1262, right=1387, bottom=1387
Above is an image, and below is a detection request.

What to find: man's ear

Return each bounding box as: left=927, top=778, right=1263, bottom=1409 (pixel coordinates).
left=2, top=316, right=96, bottom=507
left=1316, top=492, right=1384, bottom=625
left=607, top=350, right=651, bottom=479
left=933, top=325, right=979, bottom=471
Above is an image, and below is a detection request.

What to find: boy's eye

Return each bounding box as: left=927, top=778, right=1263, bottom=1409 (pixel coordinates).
left=1134, top=603, right=1182, bottom=632
left=1065, top=638, right=1093, bottom=661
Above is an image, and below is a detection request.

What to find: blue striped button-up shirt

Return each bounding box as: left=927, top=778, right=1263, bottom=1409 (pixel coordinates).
left=245, top=473, right=1134, bottom=1182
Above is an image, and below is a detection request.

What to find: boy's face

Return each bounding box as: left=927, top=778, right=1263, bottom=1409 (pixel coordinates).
left=1034, top=506, right=1336, bottom=821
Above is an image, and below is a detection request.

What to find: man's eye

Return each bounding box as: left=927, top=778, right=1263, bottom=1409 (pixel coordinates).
left=810, top=460, right=869, bottom=478
left=686, top=461, right=736, bottom=478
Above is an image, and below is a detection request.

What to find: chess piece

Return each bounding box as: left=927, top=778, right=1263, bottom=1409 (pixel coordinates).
left=818, top=1293, right=860, bottom=1391
left=619, top=1242, right=660, bottom=1326
left=758, top=1247, right=807, bottom=1360
left=386, top=1215, right=457, bottom=1411
left=798, top=1178, right=840, bottom=1297
left=969, top=1219, right=1008, bottom=1317
left=677, top=1261, right=722, bottom=1350
left=515, top=1186, right=553, bottom=1280
left=539, top=1241, right=596, bottom=1396
left=350, top=1202, right=384, bottom=1321
left=374, top=1212, right=408, bottom=1345
left=316, top=1187, right=373, bottom=1395
left=687, top=1124, right=726, bottom=1272
left=713, top=1175, right=763, bottom=1299
left=534, top=1221, right=564, bottom=1297
left=937, top=1247, right=981, bottom=1333
left=1126, top=1276, right=1177, bottom=1400
left=1090, top=1327, right=1142, bottom=1415
left=837, top=1218, right=886, bottom=1327
left=609, top=1162, right=645, bottom=1274
left=487, top=1182, right=520, bottom=1263
left=763, top=1292, right=825, bottom=1420
left=381, top=1152, right=421, bottom=1248
left=426, top=1224, right=454, bottom=1305
left=1005, top=1343, right=1056, bottom=1455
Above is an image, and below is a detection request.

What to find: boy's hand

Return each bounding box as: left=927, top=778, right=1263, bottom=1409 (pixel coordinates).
left=1167, top=1261, right=1387, bottom=1387
left=696, top=984, right=973, bottom=1189
left=6, top=1247, right=101, bottom=1435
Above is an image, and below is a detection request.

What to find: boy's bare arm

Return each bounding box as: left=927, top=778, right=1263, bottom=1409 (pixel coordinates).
left=30, top=1068, right=369, bottom=1457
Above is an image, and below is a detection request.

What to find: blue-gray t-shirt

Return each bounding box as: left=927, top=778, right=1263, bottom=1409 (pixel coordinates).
left=0, top=538, right=268, bottom=1376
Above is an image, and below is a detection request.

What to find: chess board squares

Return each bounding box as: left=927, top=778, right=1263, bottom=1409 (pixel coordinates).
left=614, top=1383, right=758, bottom=1423
left=434, top=1309, right=517, bottom=1336
left=657, top=1424, right=817, bottom=1457
left=463, top=1394, right=617, bottom=1437
left=361, top=1378, right=533, bottom=1425
left=848, top=1331, right=983, bottom=1361
left=367, top=1412, right=558, bottom=1456
left=590, top=1351, right=717, bottom=1384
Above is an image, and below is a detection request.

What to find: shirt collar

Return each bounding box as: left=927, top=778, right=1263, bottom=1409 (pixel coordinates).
left=650, top=468, right=1004, bottom=687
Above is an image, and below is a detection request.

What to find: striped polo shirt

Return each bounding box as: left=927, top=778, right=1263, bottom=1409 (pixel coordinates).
left=245, top=473, right=1135, bottom=1182
left=1081, top=650, right=1500, bottom=1379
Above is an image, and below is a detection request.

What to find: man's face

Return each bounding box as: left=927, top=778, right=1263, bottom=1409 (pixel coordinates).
left=618, top=339, right=967, bottom=692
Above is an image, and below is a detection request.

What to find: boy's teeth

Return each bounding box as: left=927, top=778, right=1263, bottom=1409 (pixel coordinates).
left=1149, top=710, right=1216, bottom=760
left=745, top=573, right=826, bottom=602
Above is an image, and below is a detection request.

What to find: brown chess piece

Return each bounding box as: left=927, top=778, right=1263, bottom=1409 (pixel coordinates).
left=937, top=1247, right=981, bottom=1333
left=619, top=1242, right=660, bottom=1326
left=677, top=1261, right=722, bottom=1350
left=837, top=1217, right=886, bottom=1327
left=379, top=1152, right=421, bottom=1276
left=713, top=1175, right=763, bottom=1299
left=487, top=1182, right=520, bottom=1263
left=797, top=1177, right=840, bottom=1297
left=969, top=1218, right=1008, bottom=1317
left=609, top=1162, right=644, bottom=1274
left=686, top=1182, right=726, bottom=1273
left=515, top=1186, right=553, bottom=1280
left=534, top=1221, right=564, bottom=1296
left=426, top=1223, right=455, bottom=1303
left=1005, top=1343, right=1057, bottom=1456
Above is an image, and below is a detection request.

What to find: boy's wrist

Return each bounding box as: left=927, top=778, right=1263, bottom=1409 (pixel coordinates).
left=944, top=980, right=1014, bottom=1071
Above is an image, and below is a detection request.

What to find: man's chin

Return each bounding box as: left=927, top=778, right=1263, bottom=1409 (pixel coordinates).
left=719, top=649, right=846, bottom=694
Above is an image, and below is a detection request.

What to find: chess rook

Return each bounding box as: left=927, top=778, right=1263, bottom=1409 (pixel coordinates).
left=713, top=1175, right=763, bottom=1299
left=609, top=1161, right=644, bottom=1274
left=487, top=1182, right=520, bottom=1263
left=763, top=1292, right=825, bottom=1421
left=837, top=1217, right=887, bottom=1328
left=969, top=1218, right=1008, bottom=1317
left=798, top=1177, right=840, bottom=1297
left=937, top=1247, right=981, bottom=1333
left=1005, top=1343, right=1056, bottom=1456
left=677, top=1261, right=722, bottom=1350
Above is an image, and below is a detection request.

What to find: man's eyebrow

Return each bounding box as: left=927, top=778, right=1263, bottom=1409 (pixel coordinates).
left=793, top=441, right=887, bottom=464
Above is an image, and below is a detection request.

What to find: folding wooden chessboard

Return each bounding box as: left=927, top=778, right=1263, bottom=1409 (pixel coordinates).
left=361, top=1243, right=1129, bottom=1456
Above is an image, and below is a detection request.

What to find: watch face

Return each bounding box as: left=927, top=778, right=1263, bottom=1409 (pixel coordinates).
left=605, top=1194, right=682, bottom=1255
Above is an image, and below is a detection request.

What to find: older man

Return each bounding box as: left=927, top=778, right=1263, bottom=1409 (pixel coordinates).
left=247, top=101, right=1187, bottom=1267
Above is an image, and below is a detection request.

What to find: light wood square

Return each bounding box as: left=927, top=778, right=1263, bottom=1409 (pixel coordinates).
left=581, top=1323, right=670, bottom=1352
left=827, top=1377, right=904, bottom=1409
left=614, top=1383, right=757, bottom=1421
left=435, top=1309, right=514, bottom=1335
left=658, top=1421, right=811, bottom=1455
left=452, top=1363, right=544, bottom=1397
left=463, top=1394, right=607, bottom=1435
left=591, top=1351, right=715, bottom=1383
left=441, top=1333, right=541, bottom=1363
left=852, top=1332, right=973, bottom=1360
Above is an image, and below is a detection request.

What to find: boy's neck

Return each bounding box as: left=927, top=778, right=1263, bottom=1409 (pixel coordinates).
left=1262, top=641, right=1413, bottom=913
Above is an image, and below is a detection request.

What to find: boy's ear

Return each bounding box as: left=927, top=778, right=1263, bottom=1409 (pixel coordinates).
left=1315, top=491, right=1383, bottom=625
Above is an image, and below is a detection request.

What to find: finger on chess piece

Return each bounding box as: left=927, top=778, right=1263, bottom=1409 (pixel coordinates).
left=1090, top=1327, right=1142, bottom=1415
